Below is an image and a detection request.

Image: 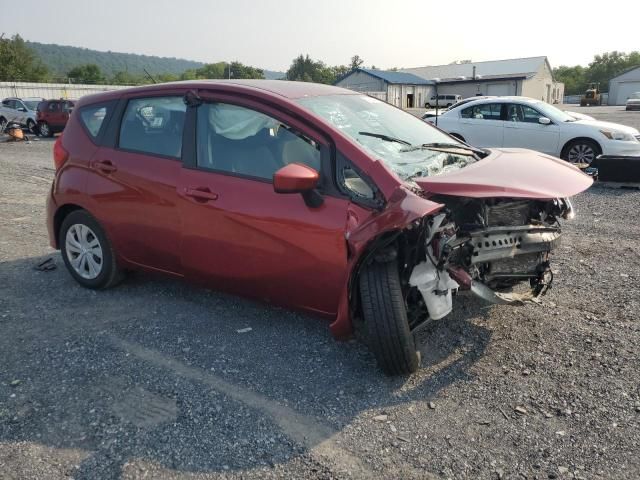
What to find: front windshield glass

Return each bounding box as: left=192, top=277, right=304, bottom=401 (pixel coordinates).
left=23, top=101, right=40, bottom=110
left=297, top=94, right=476, bottom=180
left=531, top=101, right=575, bottom=122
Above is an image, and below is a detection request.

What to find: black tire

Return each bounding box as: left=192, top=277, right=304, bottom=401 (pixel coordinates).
left=59, top=210, right=124, bottom=289
left=26, top=119, right=37, bottom=135
left=359, top=260, right=421, bottom=375
left=38, top=121, right=53, bottom=137
left=561, top=138, right=601, bottom=164
left=0, top=117, right=6, bottom=133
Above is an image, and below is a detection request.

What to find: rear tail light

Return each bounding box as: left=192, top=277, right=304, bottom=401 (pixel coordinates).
left=53, top=134, right=69, bottom=170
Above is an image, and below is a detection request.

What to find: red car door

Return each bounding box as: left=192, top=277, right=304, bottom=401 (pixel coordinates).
left=178, top=95, right=351, bottom=316
left=86, top=93, right=187, bottom=274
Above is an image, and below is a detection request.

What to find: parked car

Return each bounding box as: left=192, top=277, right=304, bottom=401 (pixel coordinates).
left=36, top=99, right=75, bottom=137
left=429, top=96, right=640, bottom=163
left=426, top=94, right=461, bottom=108
left=47, top=81, right=591, bottom=375
left=626, top=92, right=640, bottom=111
left=0, top=97, right=43, bottom=133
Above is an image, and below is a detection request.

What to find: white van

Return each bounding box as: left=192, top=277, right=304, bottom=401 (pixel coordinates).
left=426, top=94, right=462, bottom=108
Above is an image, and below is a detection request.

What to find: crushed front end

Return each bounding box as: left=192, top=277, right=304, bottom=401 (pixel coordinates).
left=408, top=195, right=574, bottom=323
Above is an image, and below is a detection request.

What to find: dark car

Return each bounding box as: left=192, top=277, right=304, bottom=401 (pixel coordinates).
left=46, top=80, right=591, bottom=375
left=36, top=99, right=75, bottom=137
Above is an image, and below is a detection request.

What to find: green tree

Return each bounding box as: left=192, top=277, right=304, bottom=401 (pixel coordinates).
left=111, top=70, right=141, bottom=85
left=286, top=54, right=337, bottom=84
left=586, top=51, right=640, bottom=91
left=195, top=62, right=226, bottom=79
left=553, top=65, right=587, bottom=95
left=225, top=61, right=264, bottom=80
left=350, top=55, right=364, bottom=71
left=554, top=51, right=640, bottom=95
left=67, top=63, right=105, bottom=84
left=0, top=34, right=49, bottom=82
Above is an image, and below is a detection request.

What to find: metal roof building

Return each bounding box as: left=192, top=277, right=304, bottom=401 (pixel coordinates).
left=335, top=57, right=564, bottom=108
left=608, top=65, right=640, bottom=105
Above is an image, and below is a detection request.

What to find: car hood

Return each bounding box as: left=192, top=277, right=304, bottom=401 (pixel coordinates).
left=627, top=98, right=640, bottom=104
left=572, top=119, right=640, bottom=135
left=414, top=148, right=593, bottom=199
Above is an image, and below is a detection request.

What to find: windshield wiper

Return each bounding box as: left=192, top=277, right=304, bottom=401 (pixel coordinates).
left=358, top=131, right=411, bottom=146
left=401, top=142, right=487, bottom=155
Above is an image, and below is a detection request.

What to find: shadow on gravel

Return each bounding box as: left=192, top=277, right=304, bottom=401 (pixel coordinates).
left=0, top=253, right=491, bottom=478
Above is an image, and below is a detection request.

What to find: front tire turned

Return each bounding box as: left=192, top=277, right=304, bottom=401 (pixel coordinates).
left=59, top=210, right=124, bottom=289
left=359, top=260, right=421, bottom=375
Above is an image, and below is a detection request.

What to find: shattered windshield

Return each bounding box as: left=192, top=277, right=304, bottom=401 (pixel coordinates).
left=296, top=94, right=476, bottom=181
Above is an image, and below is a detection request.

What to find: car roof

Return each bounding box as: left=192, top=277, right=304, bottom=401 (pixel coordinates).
left=461, top=96, right=542, bottom=105
left=77, top=80, right=358, bottom=107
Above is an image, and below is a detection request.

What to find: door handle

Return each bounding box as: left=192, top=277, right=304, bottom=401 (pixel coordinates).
left=185, top=187, right=219, bottom=201
left=92, top=160, right=117, bottom=174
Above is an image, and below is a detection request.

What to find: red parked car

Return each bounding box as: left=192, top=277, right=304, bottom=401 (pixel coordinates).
left=36, top=99, right=75, bottom=137
left=46, top=81, right=591, bottom=374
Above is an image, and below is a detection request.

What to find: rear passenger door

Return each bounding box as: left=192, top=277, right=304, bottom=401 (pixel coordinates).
left=458, top=103, right=505, bottom=147
left=86, top=93, right=187, bottom=274
left=178, top=93, right=351, bottom=315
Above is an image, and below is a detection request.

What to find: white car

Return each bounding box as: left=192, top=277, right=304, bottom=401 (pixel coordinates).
left=430, top=96, right=640, bottom=163
left=426, top=94, right=462, bottom=108
left=0, top=97, right=42, bottom=133
left=626, top=92, right=640, bottom=111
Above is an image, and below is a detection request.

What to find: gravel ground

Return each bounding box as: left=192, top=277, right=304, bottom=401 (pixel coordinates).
left=1, top=114, right=639, bottom=479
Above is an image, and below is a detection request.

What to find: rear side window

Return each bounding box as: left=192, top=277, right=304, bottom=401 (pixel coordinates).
left=461, top=103, right=502, bottom=120
left=80, top=104, right=110, bottom=138
left=119, top=96, right=186, bottom=158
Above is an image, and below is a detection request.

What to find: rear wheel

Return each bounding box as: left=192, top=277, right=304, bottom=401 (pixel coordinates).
left=38, top=121, right=52, bottom=137
left=359, top=260, right=421, bottom=375
left=562, top=139, right=601, bottom=164
left=60, top=210, right=124, bottom=289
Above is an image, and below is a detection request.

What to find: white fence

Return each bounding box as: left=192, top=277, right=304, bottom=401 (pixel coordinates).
left=0, top=81, right=130, bottom=101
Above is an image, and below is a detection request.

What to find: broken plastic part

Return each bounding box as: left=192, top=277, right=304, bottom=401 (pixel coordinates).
left=409, top=260, right=459, bottom=320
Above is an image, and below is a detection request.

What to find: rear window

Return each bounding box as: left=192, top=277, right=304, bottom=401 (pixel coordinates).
left=79, top=104, right=109, bottom=138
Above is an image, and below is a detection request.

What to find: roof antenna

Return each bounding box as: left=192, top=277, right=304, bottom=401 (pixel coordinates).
left=143, top=68, right=157, bottom=84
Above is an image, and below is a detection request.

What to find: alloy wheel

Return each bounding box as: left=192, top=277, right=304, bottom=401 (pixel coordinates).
left=39, top=123, right=50, bottom=137
left=65, top=224, right=103, bottom=279
left=567, top=143, right=595, bottom=164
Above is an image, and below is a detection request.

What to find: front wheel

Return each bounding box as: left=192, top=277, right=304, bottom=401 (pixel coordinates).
left=359, top=260, right=421, bottom=375
left=60, top=210, right=124, bottom=289
left=562, top=139, right=601, bottom=164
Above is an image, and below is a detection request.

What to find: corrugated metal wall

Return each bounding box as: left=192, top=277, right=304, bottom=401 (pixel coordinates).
left=0, top=82, right=129, bottom=100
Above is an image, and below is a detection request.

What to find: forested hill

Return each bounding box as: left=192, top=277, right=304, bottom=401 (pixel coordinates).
left=26, top=41, right=285, bottom=80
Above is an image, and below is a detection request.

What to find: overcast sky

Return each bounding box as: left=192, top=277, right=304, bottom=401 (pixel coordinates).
left=1, top=0, right=638, bottom=71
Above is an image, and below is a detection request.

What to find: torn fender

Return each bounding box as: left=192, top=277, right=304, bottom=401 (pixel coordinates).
left=330, top=187, right=443, bottom=338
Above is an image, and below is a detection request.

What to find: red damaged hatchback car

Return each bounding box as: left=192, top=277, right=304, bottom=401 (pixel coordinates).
left=46, top=81, right=592, bottom=374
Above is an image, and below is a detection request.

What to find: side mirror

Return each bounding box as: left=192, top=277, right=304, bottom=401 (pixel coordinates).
left=538, top=116, right=551, bottom=125
left=273, top=163, right=323, bottom=207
